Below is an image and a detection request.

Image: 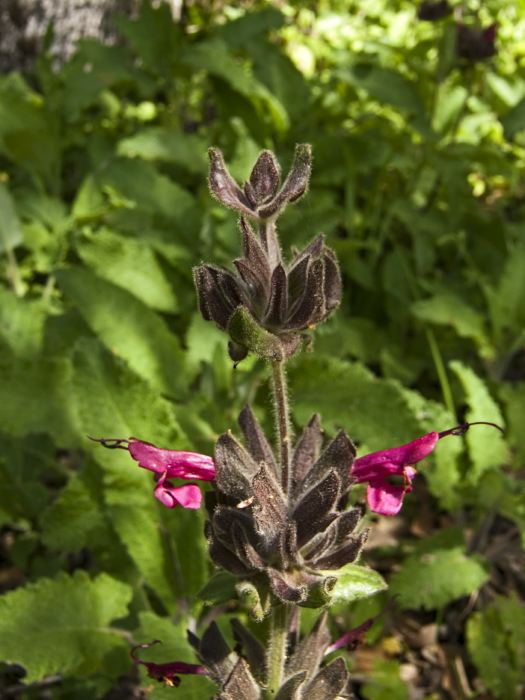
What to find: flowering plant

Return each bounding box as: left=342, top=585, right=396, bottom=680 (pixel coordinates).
left=96, top=147, right=502, bottom=697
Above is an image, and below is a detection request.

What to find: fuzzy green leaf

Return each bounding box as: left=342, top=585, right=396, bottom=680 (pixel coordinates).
left=228, top=305, right=284, bottom=360
left=499, top=383, right=525, bottom=463
left=291, top=356, right=421, bottom=448
left=411, top=293, right=492, bottom=358
left=71, top=339, right=185, bottom=606
left=0, top=571, right=132, bottom=682
left=57, top=267, right=186, bottom=396
left=330, top=564, right=387, bottom=604
left=0, top=348, right=76, bottom=444
left=467, top=595, right=525, bottom=700
left=76, top=228, right=178, bottom=313
left=390, top=548, right=489, bottom=610
left=486, top=245, right=525, bottom=342
left=0, top=287, right=47, bottom=356
left=117, top=129, right=207, bottom=173
left=41, top=475, right=107, bottom=551
left=449, top=361, right=507, bottom=482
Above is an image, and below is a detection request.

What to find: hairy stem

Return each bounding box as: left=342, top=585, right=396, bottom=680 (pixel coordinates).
left=266, top=604, right=290, bottom=697
left=271, top=358, right=292, bottom=494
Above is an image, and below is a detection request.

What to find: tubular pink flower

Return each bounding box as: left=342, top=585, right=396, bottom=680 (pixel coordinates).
left=127, top=439, right=215, bottom=481
left=351, top=432, right=439, bottom=516
left=325, top=618, right=374, bottom=656
left=131, top=640, right=207, bottom=687
left=154, top=475, right=203, bottom=510
left=90, top=436, right=215, bottom=510
left=351, top=422, right=503, bottom=516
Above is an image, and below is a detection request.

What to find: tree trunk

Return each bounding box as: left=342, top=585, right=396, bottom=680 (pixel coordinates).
left=0, top=0, right=141, bottom=73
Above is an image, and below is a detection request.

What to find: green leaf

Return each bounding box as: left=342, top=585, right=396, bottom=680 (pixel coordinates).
left=449, top=361, right=507, bottom=482
left=0, top=571, right=132, bottom=682
left=75, top=228, right=178, bottom=313
left=411, top=293, right=493, bottom=358
left=290, top=356, right=421, bottom=448
left=389, top=548, right=489, bottom=610
left=330, top=564, right=388, bottom=604
left=433, top=84, right=468, bottom=134
left=61, top=41, right=138, bottom=116
left=499, top=383, right=525, bottom=463
left=0, top=436, right=51, bottom=524
left=70, top=339, right=193, bottom=605
left=117, top=1, right=182, bottom=77
left=184, top=39, right=289, bottom=132
left=0, top=287, right=47, bottom=356
left=198, top=571, right=237, bottom=605
left=501, top=96, right=525, bottom=140
left=117, top=129, right=207, bottom=173
left=0, top=347, right=76, bottom=443
left=99, top=158, right=200, bottom=233
left=41, top=475, right=107, bottom=551
left=228, top=306, right=284, bottom=360
left=0, top=183, right=23, bottom=251
left=486, top=244, right=525, bottom=343
left=467, top=595, right=525, bottom=700
left=57, top=267, right=186, bottom=396
left=347, top=64, right=431, bottom=136
left=0, top=74, right=59, bottom=185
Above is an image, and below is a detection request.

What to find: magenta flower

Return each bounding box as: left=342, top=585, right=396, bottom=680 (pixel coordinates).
left=351, top=422, right=503, bottom=516
left=131, top=640, right=207, bottom=687
left=90, top=437, right=215, bottom=510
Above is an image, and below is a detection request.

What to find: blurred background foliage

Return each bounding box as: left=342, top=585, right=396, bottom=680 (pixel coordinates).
left=0, top=0, right=524, bottom=698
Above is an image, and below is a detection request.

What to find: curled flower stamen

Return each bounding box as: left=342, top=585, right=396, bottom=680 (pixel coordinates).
left=88, top=436, right=130, bottom=450
left=438, top=421, right=505, bottom=438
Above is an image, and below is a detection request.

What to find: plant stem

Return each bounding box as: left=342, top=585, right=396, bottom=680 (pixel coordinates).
left=271, top=359, right=292, bottom=494
left=426, top=329, right=456, bottom=417
left=266, top=604, right=290, bottom=697
left=267, top=354, right=293, bottom=695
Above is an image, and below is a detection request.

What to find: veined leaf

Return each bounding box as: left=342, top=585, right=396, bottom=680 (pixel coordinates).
left=411, top=293, right=493, bottom=359
left=41, top=475, right=107, bottom=551
left=330, top=564, right=388, bottom=604
left=467, top=595, right=525, bottom=700
left=75, top=228, right=178, bottom=313
left=0, top=571, right=132, bottom=682
left=57, top=267, right=186, bottom=396
left=0, top=182, right=23, bottom=251
left=291, top=356, right=422, bottom=448
left=117, top=129, right=207, bottom=173
left=390, top=548, right=489, bottom=610
left=449, top=361, right=507, bottom=482
left=71, top=339, right=203, bottom=605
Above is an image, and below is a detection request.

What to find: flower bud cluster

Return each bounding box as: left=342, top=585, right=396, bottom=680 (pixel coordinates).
left=206, top=407, right=367, bottom=608
left=194, top=146, right=342, bottom=362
